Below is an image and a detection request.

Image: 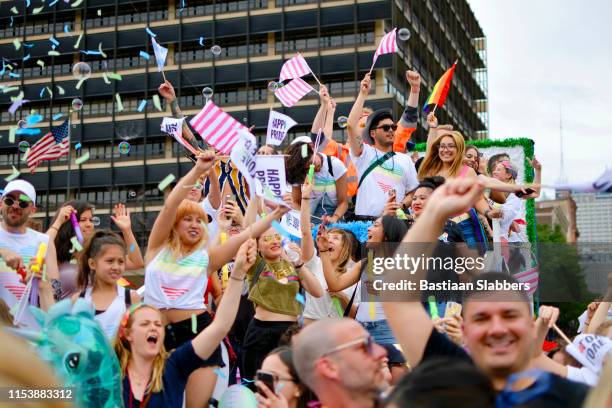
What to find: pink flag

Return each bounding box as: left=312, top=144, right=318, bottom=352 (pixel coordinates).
left=274, top=78, right=314, bottom=107
left=279, top=53, right=313, bottom=82
left=371, top=28, right=397, bottom=70
left=189, top=101, right=247, bottom=154
left=514, top=266, right=539, bottom=296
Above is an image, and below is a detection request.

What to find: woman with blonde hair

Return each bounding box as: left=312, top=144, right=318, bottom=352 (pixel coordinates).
left=143, top=151, right=289, bottom=407
left=116, top=239, right=257, bottom=408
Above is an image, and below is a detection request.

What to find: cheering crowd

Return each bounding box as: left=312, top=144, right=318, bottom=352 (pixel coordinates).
left=0, top=68, right=611, bottom=408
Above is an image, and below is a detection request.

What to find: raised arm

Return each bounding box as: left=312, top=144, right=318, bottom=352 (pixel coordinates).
left=318, top=226, right=361, bottom=291
left=586, top=273, right=612, bottom=334
left=383, top=178, right=485, bottom=367
left=158, top=80, right=200, bottom=151
left=323, top=98, right=336, bottom=140
left=192, top=239, right=256, bottom=359
left=146, top=151, right=216, bottom=257
left=111, top=204, right=144, bottom=270
left=206, top=166, right=222, bottom=211
left=300, top=181, right=315, bottom=263
left=347, top=73, right=371, bottom=158
left=311, top=86, right=330, bottom=135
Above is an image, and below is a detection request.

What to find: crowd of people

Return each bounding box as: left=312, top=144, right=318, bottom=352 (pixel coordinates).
left=0, top=69, right=610, bottom=408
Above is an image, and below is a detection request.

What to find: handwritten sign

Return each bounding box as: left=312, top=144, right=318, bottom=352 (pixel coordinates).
left=280, top=210, right=302, bottom=238
left=266, top=110, right=297, bottom=146
left=230, top=129, right=258, bottom=188
left=255, top=155, right=288, bottom=198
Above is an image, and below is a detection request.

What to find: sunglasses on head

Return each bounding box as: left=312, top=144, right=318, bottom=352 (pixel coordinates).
left=3, top=197, right=31, bottom=209
left=373, top=124, right=398, bottom=132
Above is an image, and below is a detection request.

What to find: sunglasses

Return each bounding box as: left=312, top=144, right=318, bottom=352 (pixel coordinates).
left=373, top=124, right=398, bottom=132
left=255, top=370, right=295, bottom=384
left=322, top=335, right=375, bottom=357
left=262, top=234, right=282, bottom=243
left=3, top=197, right=31, bottom=209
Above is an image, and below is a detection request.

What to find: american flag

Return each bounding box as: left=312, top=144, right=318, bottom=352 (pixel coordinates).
left=274, top=78, right=314, bottom=107
left=189, top=101, right=247, bottom=154
left=27, top=119, right=70, bottom=172
left=279, top=53, right=313, bottom=82
left=371, top=28, right=397, bottom=68
left=514, top=265, right=539, bottom=296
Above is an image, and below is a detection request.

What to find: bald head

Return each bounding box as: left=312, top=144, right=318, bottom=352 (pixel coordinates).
left=292, top=318, right=358, bottom=388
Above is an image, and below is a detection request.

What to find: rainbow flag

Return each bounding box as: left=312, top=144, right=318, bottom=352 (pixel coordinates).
left=423, top=61, right=457, bottom=113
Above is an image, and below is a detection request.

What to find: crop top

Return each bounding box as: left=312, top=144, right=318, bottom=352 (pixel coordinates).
left=247, top=255, right=302, bottom=316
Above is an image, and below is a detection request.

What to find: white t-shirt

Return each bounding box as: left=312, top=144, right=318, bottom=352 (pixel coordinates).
left=0, top=225, right=49, bottom=329
left=312, top=153, right=347, bottom=206
left=350, top=144, right=418, bottom=217
left=498, top=194, right=527, bottom=242
left=303, top=255, right=357, bottom=320
left=201, top=196, right=219, bottom=241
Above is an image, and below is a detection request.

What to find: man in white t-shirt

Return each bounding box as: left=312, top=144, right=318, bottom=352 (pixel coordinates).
left=347, top=74, right=418, bottom=219
left=0, top=180, right=59, bottom=327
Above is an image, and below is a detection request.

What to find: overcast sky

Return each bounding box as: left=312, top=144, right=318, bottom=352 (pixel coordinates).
left=468, top=0, right=612, bottom=198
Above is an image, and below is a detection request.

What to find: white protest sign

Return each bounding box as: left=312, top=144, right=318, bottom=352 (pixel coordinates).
left=280, top=210, right=302, bottom=238
left=255, top=155, right=288, bottom=198
left=266, top=110, right=297, bottom=146
left=230, top=129, right=258, bottom=188
left=255, top=179, right=291, bottom=208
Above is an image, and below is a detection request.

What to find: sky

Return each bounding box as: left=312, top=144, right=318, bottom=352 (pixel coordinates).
left=468, top=0, right=612, bottom=199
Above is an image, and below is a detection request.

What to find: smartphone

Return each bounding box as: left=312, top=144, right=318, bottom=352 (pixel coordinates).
left=444, top=301, right=462, bottom=319
left=515, top=188, right=535, bottom=198
left=388, top=189, right=396, bottom=198
left=224, top=195, right=236, bottom=220
left=256, top=371, right=276, bottom=395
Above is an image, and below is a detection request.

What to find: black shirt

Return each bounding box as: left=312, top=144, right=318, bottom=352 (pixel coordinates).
left=422, top=329, right=590, bottom=407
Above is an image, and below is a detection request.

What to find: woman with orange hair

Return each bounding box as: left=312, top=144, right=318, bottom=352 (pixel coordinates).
left=143, top=151, right=289, bottom=407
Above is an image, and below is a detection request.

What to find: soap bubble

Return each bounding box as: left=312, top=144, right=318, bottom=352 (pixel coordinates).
left=398, top=28, right=411, bottom=41
left=210, top=45, right=222, bottom=56
left=71, top=98, right=83, bottom=111
left=118, top=141, right=131, bottom=154
left=202, top=87, right=214, bottom=102
left=72, top=61, right=92, bottom=80
left=17, top=119, right=27, bottom=129
left=128, top=190, right=137, bottom=198
left=337, top=116, right=348, bottom=129
left=267, top=81, right=278, bottom=92
left=18, top=141, right=30, bottom=153
left=91, top=216, right=101, bottom=227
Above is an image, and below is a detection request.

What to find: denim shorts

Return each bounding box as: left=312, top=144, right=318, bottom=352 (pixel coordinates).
left=360, top=319, right=397, bottom=345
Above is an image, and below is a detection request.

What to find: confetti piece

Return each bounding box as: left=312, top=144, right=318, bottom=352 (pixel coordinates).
left=73, top=33, right=83, bottom=49
left=301, top=144, right=308, bottom=158
left=102, top=73, right=111, bottom=84
left=36, top=60, right=45, bottom=68
left=26, top=0, right=31, bottom=7
left=158, top=174, right=176, bottom=191
left=26, top=113, right=43, bottom=125
left=214, top=368, right=227, bottom=379
left=10, top=6, right=18, bottom=14
left=5, top=166, right=20, bottom=182
left=75, top=78, right=86, bottom=89
left=21, top=148, right=30, bottom=162
left=97, top=9, right=101, bottom=16
left=23, top=43, right=34, bottom=49
left=23, top=54, right=31, bottom=61
left=9, top=99, right=29, bottom=115
left=74, top=142, right=82, bottom=150
left=48, top=51, right=60, bottom=56
left=139, top=51, right=150, bottom=60
left=71, top=0, right=84, bottom=7
left=9, top=127, right=16, bottom=143
left=49, top=37, right=60, bottom=47
left=10, top=91, right=24, bottom=102
left=33, top=5, right=45, bottom=14
left=64, top=24, right=70, bottom=33
left=295, top=293, right=305, bottom=305
left=130, top=243, right=136, bottom=253
left=69, top=236, right=83, bottom=253
left=8, top=72, right=20, bottom=79
left=9, top=16, right=13, bottom=27
left=80, top=50, right=101, bottom=55
left=145, top=27, right=157, bottom=37
left=13, top=39, right=21, bottom=50
left=75, top=151, right=89, bottom=165
left=49, top=0, right=58, bottom=5
left=107, top=73, right=122, bottom=81
left=53, top=113, right=64, bottom=120
left=16, top=128, right=41, bottom=135
left=199, top=37, right=205, bottom=46
left=39, top=87, right=46, bottom=98
left=2, top=86, right=19, bottom=94
left=428, top=296, right=439, bottom=319
left=191, top=313, right=197, bottom=334
left=152, top=94, right=162, bottom=111
left=56, top=85, right=65, bottom=95
left=115, top=94, right=124, bottom=112
left=137, top=99, right=147, bottom=112
left=98, top=43, right=107, bottom=58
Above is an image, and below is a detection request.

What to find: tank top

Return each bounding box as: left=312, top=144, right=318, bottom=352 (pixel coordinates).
left=144, top=246, right=209, bottom=310
left=80, top=284, right=131, bottom=339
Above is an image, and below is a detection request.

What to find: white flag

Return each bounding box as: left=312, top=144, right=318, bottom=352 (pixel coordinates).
left=280, top=210, right=302, bottom=238
left=161, top=117, right=198, bottom=155
left=151, top=37, right=168, bottom=72
left=554, top=168, right=612, bottom=193
left=266, top=110, right=297, bottom=146
left=255, top=155, right=289, bottom=198
left=230, top=129, right=258, bottom=189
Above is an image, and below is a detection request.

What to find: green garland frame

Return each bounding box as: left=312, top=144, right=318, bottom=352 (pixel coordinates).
left=415, top=138, right=537, bottom=243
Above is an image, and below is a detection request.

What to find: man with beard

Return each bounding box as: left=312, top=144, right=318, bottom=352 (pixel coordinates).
left=292, top=318, right=389, bottom=408
left=0, top=180, right=59, bottom=327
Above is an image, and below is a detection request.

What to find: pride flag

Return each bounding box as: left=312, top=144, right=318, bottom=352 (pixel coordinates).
left=423, top=61, right=457, bottom=113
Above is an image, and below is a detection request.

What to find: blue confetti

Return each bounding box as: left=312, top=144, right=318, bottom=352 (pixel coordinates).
left=39, top=87, right=46, bottom=97
left=199, top=37, right=204, bottom=46
left=295, top=293, right=305, bottom=305
left=8, top=72, right=20, bottom=78
left=23, top=54, right=30, bottom=61
left=16, top=128, right=41, bottom=135
left=26, top=113, right=43, bottom=125
left=26, top=0, right=30, bottom=7
left=241, top=378, right=255, bottom=384
left=75, top=142, right=82, bottom=150
left=52, top=113, right=64, bottom=120
left=64, top=24, right=70, bottom=33
left=49, top=37, right=59, bottom=47
left=10, top=16, right=13, bottom=27
left=213, top=368, right=227, bottom=379
left=23, top=43, right=34, bottom=48
left=129, top=243, right=136, bottom=253
left=139, top=51, right=150, bottom=60
left=145, top=27, right=157, bottom=37
left=80, top=50, right=102, bottom=55
left=137, top=99, right=147, bottom=112
left=49, top=0, right=58, bottom=5
left=271, top=220, right=293, bottom=240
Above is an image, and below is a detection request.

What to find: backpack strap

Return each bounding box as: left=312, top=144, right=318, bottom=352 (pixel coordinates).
left=249, top=259, right=268, bottom=290
left=326, top=154, right=334, bottom=178
left=357, top=152, right=395, bottom=189
left=344, top=261, right=368, bottom=317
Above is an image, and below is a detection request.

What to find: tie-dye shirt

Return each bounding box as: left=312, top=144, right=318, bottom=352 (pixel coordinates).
left=351, top=144, right=418, bottom=216
left=311, top=153, right=347, bottom=207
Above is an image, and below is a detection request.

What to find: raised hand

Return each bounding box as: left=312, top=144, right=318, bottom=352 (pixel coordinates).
left=360, top=73, right=372, bottom=96
left=427, top=112, right=438, bottom=129
left=195, top=150, right=216, bottom=174
left=111, top=203, right=132, bottom=232
left=301, top=179, right=314, bottom=199
left=233, top=239, right=257, bottom=279
left=52, top=205, right=76, bottom=229
left=538, top=305, right=560, bottom=329
left=319, top=85, right=330, bottom=104
left=528, top=156, right=542, bottom=171
left=158, top=80, right=177, bottom=101
left=406, top=70, right=421, bottom=91
left=425, top=178, right=485, bottom=220
left=316, top=225, right=330, bottom=252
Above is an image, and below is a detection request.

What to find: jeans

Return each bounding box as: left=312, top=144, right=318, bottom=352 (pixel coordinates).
left=360, top=319, right=397, bottom=345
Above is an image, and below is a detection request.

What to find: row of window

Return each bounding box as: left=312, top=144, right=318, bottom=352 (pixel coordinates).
left=0, top=19, right=74, bottom=38
left=84, top=9, right=167, bottom=29
left=35, top=187, right=164, bottom=212
left=275, top=31, right=374, bottom=52
left=178, top=0, right=267, bottom=17
left=174, top=42, right=268, bottom=63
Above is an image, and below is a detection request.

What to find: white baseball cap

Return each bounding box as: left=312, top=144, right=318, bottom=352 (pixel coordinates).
left=290, top=136, right=313, bottom=145
left=2, top=180, right=36, bottom=203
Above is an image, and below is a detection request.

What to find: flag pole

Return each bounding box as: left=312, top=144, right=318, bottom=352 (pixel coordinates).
left=368, top=60, right=376, bottom=76
left=431, top=104, right=438, bottom=115
left=66, top=116, right=72, bottom=197
left=161, top=69, right=167, bottom=83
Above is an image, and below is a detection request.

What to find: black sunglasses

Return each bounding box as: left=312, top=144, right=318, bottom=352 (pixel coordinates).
left=3, top=197, right=31, bottom=209
left=373, top=124, right=398, bottom=132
